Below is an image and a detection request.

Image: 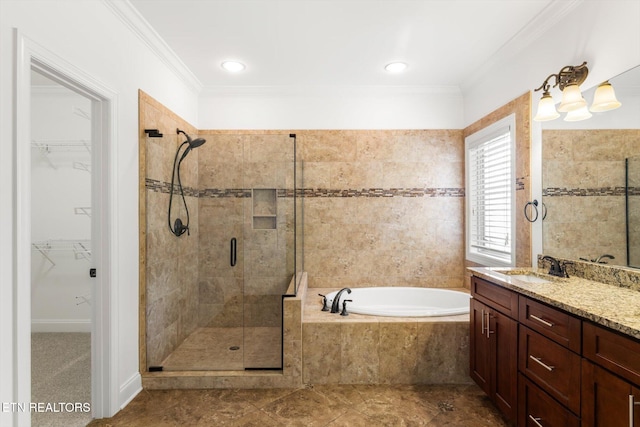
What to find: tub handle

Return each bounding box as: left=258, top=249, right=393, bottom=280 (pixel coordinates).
left=340, top=300, right=353, bottom=316
left=230, top=238, right=237, bottom=267
left=318, top=294, right=330, bottom=312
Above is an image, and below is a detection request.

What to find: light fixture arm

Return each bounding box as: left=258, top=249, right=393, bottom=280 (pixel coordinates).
left=534, top=73, right=559, bottom=93
left=534, top=62, right=588, bottom=93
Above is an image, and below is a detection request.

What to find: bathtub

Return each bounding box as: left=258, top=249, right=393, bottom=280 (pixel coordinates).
left=325, top=287, right=470, bottom=317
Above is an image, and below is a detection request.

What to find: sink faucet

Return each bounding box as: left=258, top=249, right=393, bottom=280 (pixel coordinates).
left=542, top=255, right=568, bottom=278
left=331, top=288, right=352, bottom=313
left=594, top=254, right=615, bottom=264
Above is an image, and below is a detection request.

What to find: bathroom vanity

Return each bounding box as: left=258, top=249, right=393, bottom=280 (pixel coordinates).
left=469, top=265, right=640, bottom=426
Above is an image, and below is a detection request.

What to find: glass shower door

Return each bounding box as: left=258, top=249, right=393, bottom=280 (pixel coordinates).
left=241, top=134, right=296, bottom=369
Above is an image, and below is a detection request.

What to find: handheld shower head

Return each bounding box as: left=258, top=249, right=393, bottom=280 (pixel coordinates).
left=169, top=129, right=207, bottom=237
left=176, top=129, right=206, bottom=161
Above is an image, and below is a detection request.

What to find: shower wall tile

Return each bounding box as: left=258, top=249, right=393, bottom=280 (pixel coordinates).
left=140, top=91, right=200, bottom=369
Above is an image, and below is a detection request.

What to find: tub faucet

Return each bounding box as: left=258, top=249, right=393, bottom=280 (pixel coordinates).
left=331, top=288, right=352, bottom=313
left=542, top=255, right=568, bottom=278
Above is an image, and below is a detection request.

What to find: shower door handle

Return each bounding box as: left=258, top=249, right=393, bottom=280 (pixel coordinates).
left=230, top=238, right=237, bottom=267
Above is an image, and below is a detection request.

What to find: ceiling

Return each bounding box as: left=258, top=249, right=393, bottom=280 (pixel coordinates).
left=129, top=0, right=569, bottom=91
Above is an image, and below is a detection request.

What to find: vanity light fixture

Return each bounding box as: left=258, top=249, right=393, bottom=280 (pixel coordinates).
left=533, top=61, right=622, bottom=122
left=221, top=61, right=245, bottom=72
left=384, top=62, right=408, bottom=72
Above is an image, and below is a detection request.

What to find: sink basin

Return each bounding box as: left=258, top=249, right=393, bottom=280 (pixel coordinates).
left=494, top=269, right=556, bottom=284
left=507, top=274, right=550, bottom=284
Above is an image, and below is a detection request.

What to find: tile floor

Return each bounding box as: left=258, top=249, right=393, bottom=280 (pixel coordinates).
left=161, top=327, right=282, bottom=371
left=87, top=384, right=509, bottom=426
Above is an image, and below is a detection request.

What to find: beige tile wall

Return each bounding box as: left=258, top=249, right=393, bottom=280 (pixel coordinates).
left=139, top=91, right=200, bottom=369
left=298, top=130, right=465, bottom=289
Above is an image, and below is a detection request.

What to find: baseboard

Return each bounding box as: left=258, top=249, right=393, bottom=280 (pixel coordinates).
left=119, top=372, right=142, bottom=410
left=31, top=319, right=91, bottom=332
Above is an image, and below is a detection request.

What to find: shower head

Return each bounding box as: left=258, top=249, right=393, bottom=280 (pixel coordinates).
left=176, top=128, right=206, bottom=161
left=189, top=137, right=206, bottom=149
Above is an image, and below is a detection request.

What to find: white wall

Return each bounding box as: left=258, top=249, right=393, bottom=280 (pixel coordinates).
left=463, top=0, right=640, bottom=127
left=0, top=0, right=200, bottom=422
left=198, top=85, right=463, bottom=129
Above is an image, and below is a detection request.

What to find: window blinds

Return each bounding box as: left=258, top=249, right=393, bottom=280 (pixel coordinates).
left=468, top=126, right=512, bottom=264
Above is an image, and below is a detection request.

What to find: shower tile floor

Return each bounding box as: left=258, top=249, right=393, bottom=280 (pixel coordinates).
left=87, top=384, right=509, bottom=426
left=161, top=327, right=282, bottom=370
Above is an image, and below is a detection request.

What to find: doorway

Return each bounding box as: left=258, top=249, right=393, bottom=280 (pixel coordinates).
left=30, top=69, right=93, bottom=426
left=15, top=32, right=116, bottom=426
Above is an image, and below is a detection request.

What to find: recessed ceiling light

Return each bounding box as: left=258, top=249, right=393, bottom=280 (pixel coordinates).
left=221, top=61, right=245, bottom=72
left=385, top=62, right=408, bottom=73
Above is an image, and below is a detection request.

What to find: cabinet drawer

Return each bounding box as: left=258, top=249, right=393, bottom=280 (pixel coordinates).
left=518, top=374, right=580, bottom=427
left=519, top=325, right=581, bottom=415
left=471, top=276, right=518, bottom=319
left=519, top=296, right=581, bottom=353
left=583, top=321, right=640, bottom=387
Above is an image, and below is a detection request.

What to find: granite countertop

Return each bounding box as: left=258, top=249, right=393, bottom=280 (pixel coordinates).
left=469, top=266, right=640, bottom=341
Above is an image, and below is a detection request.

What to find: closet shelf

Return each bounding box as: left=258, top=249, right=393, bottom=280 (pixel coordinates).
left=73, top=162, right=91, bottom=173
left=76, top=294, right=91, bottom=306
left=32, top=239, right=92, bottom=266
left=74, top=207, right=91, bottom=217
left=31, top=139, right=91, bottom=169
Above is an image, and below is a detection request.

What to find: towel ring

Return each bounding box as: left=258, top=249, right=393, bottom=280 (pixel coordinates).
left=524, top=200, right=539, bottom=223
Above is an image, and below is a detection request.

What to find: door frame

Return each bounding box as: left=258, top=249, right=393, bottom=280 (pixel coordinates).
left=14, top=29, right=118, bottom=424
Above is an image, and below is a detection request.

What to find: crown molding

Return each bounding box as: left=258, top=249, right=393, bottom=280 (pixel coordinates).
left=101, top=0, right=203, bottom=93
left=460, top=0, right=584, bottom=94
left=200, top=85, right=463, bottom=98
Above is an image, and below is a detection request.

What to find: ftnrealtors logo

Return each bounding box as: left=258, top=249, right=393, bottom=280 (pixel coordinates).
left=2, top=402, right=91, bottom=413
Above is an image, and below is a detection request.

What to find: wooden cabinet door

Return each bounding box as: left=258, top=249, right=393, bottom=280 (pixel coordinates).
left=470, top=298, right=491, bottom=396
left=582, top=359, right=640, bottom=427
left=470, top=298, right=518, bottom=424
left=491, top=307, right=518, bottom=424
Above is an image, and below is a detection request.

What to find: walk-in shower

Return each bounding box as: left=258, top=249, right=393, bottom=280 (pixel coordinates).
left=143, top=128, right=300, bottom=372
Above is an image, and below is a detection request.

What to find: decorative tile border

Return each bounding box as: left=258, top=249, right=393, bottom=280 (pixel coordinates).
left=544, top=186, right=628, bottom=197
left=146, top=179, right=465, bottom=198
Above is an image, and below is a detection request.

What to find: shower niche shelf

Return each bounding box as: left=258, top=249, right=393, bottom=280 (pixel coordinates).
left=252, top=189, right=277, bottom=230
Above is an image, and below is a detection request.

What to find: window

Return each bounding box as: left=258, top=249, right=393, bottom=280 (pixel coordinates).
left=465, top=115, right=516, bottom=266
